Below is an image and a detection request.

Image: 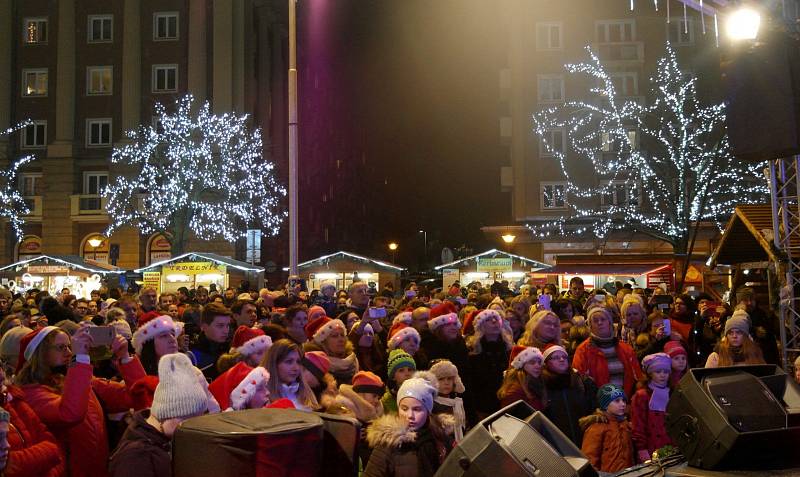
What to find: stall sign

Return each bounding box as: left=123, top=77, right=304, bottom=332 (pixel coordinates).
left=28, top=265, right=70, bottom=274
left=647, top=267, right=674, bottom=291
left=162, top=262, right=222, bottom=274
left=529, top=273, right=548, bottom=288
left=19, top=236, right=42, bottom=254
left=477, top=258, right=513, bottom=272
left=442, top=268, right=459, bottom=291
left=143, top=272, right=161, bottom=290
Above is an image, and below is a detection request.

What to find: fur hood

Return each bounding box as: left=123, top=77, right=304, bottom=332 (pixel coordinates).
left=436, top=412, right=457, bottom=436
left=366, top=414, right=417, bottom=449
left=578, top=409, right=609, bottom=431
left=338, top=384, right=383, bottom=422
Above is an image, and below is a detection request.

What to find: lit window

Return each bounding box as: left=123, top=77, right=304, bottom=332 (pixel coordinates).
left=22, top=69, right=48, bottom=97
left=87, top=66, right=113, bottom=95
left=22, top=121, right=47, bottom=149
left=541, top=183, right=567, bottom=210
left=87, top=119, right=112, bottom=146
left=153, top=13, right=178, bottom=40
left=23, top=18, right=48, bottom=44
left=539, top=129, right=565, bottom=157
left=152, top=65, right=178, bottom=92
left=668, top=17, right=694, bottom=45
left=88, top=15, right=113, bottom=43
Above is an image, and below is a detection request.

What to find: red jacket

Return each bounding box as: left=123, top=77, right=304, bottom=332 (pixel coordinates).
left=21, top=357, right=146, bottom=477
left=631, top=387, right=673, bottom=455
left=498, top=380, right=545, bottom=411
left=572, top=339, right=643, bottom=398
left=5, top=386, right=65, bottom=477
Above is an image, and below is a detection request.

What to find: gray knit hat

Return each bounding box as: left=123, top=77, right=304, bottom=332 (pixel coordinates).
left=151, top=353, right=208, bottom=420
left=724, top=309, right=751, bottom=336
left=397, top=376, right=438, bottom=413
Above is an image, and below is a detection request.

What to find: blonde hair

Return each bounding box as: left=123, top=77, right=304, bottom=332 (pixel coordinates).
left=620, top=297, right=647, bottom=332
left=15, top=329, right=68, bottom=391
left=518, top=310, right=559, bottom=346
left=467, top=318, right=514, bottom=354
left=261, top=339, right=319, bottom=409
left=497, top=367, right=546, bottom=404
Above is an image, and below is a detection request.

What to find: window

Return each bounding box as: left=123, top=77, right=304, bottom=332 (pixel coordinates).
left=538, top=75, right=564, bottom=103
left=600, top=129, right=639, bottom=152
left=541, top=183, right=567, bottom=210
left=88, top=15, right=113, bottom=43
left=246, top=229, right=262, bottom=264
left=536, top=22, right=563, bottom=50
left=86, top=119, right=112, bottom=146
left=668, top=17, right=694, bottom=45
left=22, top=121, right=46, bottom=149
left=83, top=172, right=109, bottom=195
left=86, top=66, right=113, bottom=95
left=152, top=65, right=178, bottom=92
left=596, top=20, right=635, bottom=42
left=539, top=129, right=565, bottom=156
left=22, top=69, right=48, bottom=97
left=23, top=18, right=48, bottom=44
left=153, top=12, right=178, bottom=40
left=19, top=173, right=42, bottom=196
left=611, top=72, right=638, bottom=96
left=601, top=181, right=639, bottom=208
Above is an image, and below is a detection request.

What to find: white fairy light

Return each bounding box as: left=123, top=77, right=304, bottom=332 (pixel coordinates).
left=1, top=121, right=35, bottom=242
left=104, top=95, right=286, bottom=254
left=528, top=44, right=768, bottom=255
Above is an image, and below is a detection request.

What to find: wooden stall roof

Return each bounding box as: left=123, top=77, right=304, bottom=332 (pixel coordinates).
left=708, top=205, right=787, bottom=267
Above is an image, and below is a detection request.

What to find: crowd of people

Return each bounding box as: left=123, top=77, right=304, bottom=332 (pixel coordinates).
left=0, top=275, right=794, bottom=477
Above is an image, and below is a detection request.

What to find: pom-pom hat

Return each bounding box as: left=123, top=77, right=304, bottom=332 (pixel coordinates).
left=509, top=345, right=544, bottom=369
left=132, top=315, right=178, bottom=355
left=151, top=353, right=209, bottom=420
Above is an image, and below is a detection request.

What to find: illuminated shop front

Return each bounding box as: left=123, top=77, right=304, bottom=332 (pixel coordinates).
left=0, top=255, right=122, bottom=298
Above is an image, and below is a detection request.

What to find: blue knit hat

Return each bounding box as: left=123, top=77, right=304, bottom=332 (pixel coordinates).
left=387, top=349, right=416, bottom=381
left=597, top=383, right=626, bottom=411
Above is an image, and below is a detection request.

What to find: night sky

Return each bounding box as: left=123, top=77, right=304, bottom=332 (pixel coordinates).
left=302, top=1, right=512, bottom=266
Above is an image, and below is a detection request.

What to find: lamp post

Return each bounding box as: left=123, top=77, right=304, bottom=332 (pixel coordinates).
left=388, top=242, right=398, bottom=263
left=288, top=0, right=299, bottom=276
left=725, top=7, right=761, bottom=41
left=418, top=230, right=427, bottom=264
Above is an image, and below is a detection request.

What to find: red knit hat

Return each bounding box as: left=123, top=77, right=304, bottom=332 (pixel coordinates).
left=387, top=323, right=420, bottom=350
left=137, top=310, right=161, bottom=328
left=208, top=361, right=253, bottom=411
left=664, top=340, right=687, bottom=358
left=352, top=371, right=385, bottom=395
left=304, top=316, right=345, bottom=344
left=301, top=350, right=331, bottom=383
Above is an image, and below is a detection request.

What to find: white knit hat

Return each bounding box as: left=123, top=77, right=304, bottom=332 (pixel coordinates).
left=132, top=315, right=178, bottom=354
left=393, top=311, right=413, bottom=326
left=474, top=309, right=503, bottom=330
left=427, top=312, right=460, bottom=332
left=510, top=346, right=544, bottom=369
left=429, top=359, right=465, bottom=393
left=397, top=376, right=438, bottom=413
left=542, top=344, right=568, bottom=362
left=228, top=366, right=270, bottom=411
left=151, top=353, right=209, bottom=420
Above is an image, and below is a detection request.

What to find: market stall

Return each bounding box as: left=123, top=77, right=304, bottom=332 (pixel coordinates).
left=134, top=252, right=264, bottom=294
left=434, top=249, right=550, bottom=291
left=284, top=251, right=405, bottom=292
left=0, top=255, right=123, bottom=298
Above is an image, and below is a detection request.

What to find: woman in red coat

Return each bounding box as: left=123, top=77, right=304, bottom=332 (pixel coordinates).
left=15, top=326, right=146, bottom=477
left=0, top=365, right=65, bottom=477
left=572, top=307, right=643, bottom=398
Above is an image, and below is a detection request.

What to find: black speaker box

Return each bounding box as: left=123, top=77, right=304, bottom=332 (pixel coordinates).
left=173, top=409, right=324, bottom=477
left=315, top=412, right=362, bottom=477
left=434, top=400, right=597, bottom=477
left=666, top=365, right=800, bottom=470
left=723, top=29, right=800, bottom=162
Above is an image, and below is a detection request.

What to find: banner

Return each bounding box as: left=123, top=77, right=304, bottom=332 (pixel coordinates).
left=477, top=257, right=513, bottom=272
left=143, top=272, right=161, bottom=291
left=28, top=265, right=69, bottom=274
left=162, top=262, right=224, bottom=274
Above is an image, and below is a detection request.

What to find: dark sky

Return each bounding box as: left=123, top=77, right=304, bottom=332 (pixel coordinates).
left=310, top=1, right=513, bottom=264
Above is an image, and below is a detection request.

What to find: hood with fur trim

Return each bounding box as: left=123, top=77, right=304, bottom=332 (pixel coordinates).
left=338, top=384, right=383, bottom=423
left=366, top=414, right=417, bottom=449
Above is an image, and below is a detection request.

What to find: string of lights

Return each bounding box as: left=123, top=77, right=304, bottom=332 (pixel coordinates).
left=529, top=44, right=768, bottom=254
left=104, top=95, right=287, bottom=254
left=1, top=122, right=35, bottom=242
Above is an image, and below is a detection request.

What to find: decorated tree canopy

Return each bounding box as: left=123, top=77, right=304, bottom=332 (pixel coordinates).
left=1, top=122, right=35, bottom=242
left=104, top=95, right=286, bottom=255
left=530, top=44, right=768, bottom=267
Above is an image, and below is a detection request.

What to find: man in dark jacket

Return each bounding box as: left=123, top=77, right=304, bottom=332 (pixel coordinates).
left=190, top=302, right=232, bottom=380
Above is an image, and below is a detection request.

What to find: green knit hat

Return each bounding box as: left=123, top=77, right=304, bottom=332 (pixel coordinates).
left=387, top=349, right=416, bottom=381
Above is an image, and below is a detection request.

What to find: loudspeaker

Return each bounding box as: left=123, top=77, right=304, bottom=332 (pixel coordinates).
left=173, top=409, right=324, bottom=477
left=434, top=401, right=597, bottom=477
left=722, top=30, right=800, bottom=162
left=666, top=365, right=800, bottom=470
left=315, top=412, right=362, bottom=477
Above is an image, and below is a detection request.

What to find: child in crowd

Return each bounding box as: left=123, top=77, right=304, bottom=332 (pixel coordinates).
left=223, top=366, right=271, bottom=411
left=631, top=353, right=673, bottom=463
left=262, top=339, right=318, bottom=411
left=580, top=383, right=634, bottom=473
left=428, top=360, right=467, bottom=441
left=664, top=341, right=688, bottom=387
left=497, top=346, right=546, bottom=411
left=299, top=350, right=338, bottom=405
left=216, top=326, right=272, bottom=374
left=381, top=349, right=416, bottom=414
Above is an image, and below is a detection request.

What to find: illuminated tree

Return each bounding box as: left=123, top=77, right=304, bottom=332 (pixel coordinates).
left=530, top=44, right=767, bottom=285
left=1, top=122, right=35, bottom=242
left=104, top=95, right=286, bottom=255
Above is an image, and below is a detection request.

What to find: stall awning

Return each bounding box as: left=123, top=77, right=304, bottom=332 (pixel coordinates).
left=536, top=263, right=671, bottom=276
left=0, top=255, right=123, bottom=274
left=135, top=252, right=264, bottom=273
left=707, top=205, right=787, bottom=267
left=434, top=249, right=550, bottom=271
left=283, top=251, right=405, bottom=272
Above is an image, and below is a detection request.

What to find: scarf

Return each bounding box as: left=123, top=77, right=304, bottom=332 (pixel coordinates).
left=435, top=395, right=466, bottom=441
left=329, top=352, right=359, bottom=376
left=731, top=346, right=745, bottom=363
left=648, top=382, right=670, bottom=412
left=590, top=332, right=617, bottom=348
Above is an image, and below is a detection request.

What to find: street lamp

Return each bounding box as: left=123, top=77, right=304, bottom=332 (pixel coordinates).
left=726, top=7, right=761, bottom=41
left=418, top=230, right=427, bottom=255
left=87, top=236, right=104, bottom=261
left=388, top=242, right=398, bottom=263
left=501, top=234, right=516, bottom=244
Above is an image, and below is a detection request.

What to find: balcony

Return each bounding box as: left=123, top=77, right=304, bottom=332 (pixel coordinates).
left=591, top=41, right=644, bottom=65
left=22, top=196, right=42, bottom=219
left=70, top=194, right=108, bottom=222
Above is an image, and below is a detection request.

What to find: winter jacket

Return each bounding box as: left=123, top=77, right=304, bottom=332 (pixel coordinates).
left=498, top=379, right=545, bottom=411
left=579, top=411, right=634, bottom=473
left=364, top=414, right=451, bottom=477
left=190, top=334, right=230, bottom=381
left=109, top=410, right=172, bottom=477
left=630, top=387, right=673, bottom=456
left=572, top=338, right=643, bottom=398
left=419, top=332, right=473, bottom=419
left=467, top=338, right=510, bottom=417
left=542, top=369, right=597, bottom=446
left=20, top=357, right=146, bottom=477
left=4, top=386, right=65, bottom=477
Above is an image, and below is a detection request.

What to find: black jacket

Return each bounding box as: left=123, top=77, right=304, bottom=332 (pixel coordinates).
left=109, top=410, right=172, bottom=477
left=467, top=338, right=510, bottom=416
left=542, top=369, right=597, bottom=447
